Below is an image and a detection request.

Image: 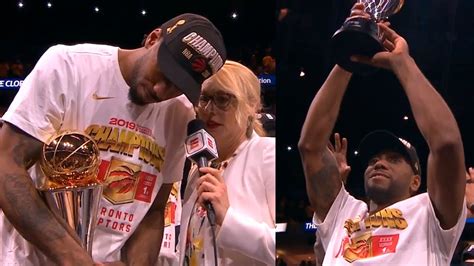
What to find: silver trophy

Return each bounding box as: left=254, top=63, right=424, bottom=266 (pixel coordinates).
left=331, top=0, right=404, bottom=75
left=38, top=131, right=102, bottom=254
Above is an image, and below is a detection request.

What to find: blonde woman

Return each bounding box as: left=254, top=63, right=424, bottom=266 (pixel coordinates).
left=177, top=61, right=275, bottom=265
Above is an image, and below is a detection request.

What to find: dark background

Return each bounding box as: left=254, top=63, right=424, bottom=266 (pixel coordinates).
left=0, top=0, right=275, bottom=57
left=0, top=0, right=276, bottom=107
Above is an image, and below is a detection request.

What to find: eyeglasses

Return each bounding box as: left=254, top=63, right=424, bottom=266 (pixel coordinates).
left=198, top=92, right=236, bottom=110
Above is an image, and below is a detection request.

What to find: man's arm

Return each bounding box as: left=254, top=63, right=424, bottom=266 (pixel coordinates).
left=0, top=123, right=93, bottom=265
left=396, top=56, right=464, bottom=229
left=298, top=66, right=352, bottom=221
left=354, top=22, right=465, bottom=228
left=121, top=183, right=172, bottom=265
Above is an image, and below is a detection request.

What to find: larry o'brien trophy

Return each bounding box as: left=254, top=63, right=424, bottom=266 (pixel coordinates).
left=38, top=131, right=102, bottom=255
left=330, top=0, right=404, bottom=75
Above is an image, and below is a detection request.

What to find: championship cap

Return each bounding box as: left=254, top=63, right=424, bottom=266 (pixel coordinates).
left=158, top=13, right=227, bottom=104
left=358, top=130, right=421, bottom=175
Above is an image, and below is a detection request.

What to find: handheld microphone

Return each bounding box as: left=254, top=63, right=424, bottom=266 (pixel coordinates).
left=185, top=119, right=218, bottom=225
left=185, top=119, right=218, bottom=169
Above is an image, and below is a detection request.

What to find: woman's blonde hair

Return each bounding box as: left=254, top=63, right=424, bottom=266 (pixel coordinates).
left=201, top=60, right=266, bottom=137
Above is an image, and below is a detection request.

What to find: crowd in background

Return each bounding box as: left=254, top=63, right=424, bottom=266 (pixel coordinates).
left=0, top=57, right=30, bottom=79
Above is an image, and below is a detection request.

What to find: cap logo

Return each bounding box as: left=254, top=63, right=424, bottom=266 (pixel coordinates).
left=167, top=19, right=186, bottom=34
left=398, top=137, right=420, bottom=174
left=398, top=138, right=411, bottom=149
left=182, top=32, right=224, bottom=74
left=191, top=57, right=207, bottom=72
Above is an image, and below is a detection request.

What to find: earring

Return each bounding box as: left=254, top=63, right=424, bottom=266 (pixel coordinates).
left=246, top=115, right=254, bottom=138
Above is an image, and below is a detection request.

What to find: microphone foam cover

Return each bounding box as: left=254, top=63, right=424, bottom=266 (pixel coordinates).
left=187, top=119, right=205, bottom=135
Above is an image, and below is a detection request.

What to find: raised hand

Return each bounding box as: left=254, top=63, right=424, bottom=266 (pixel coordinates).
left=351, top=22, right=410, bottom=71
left=328, top=133, right=351, bottom=183
left=345, top=2, right=411, bottom=71
left=466, top=167, right=474, bottom=218
left=345, top=2, right=371, bottom=22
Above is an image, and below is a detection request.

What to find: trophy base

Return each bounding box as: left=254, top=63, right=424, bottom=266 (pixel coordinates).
left=330, top=17, right=383, bottom=75
left=39, top=184, right=103, bottom=255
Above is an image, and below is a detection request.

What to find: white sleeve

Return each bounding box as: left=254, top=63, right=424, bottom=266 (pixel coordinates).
left=427, top=196, right=467, bottom=259
left=2, top=45, right=73, bottom=143
left=263, top=140, right=276, bottom=240
left=314, top=186, right=365, bottom=251
left=161, top=97, right=194, bottom=184
left=216, top=139, right=276, bottom=265
left=217, top=207, right=275, bottom=265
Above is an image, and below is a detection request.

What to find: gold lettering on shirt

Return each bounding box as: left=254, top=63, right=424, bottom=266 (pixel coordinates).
left=345, top=208, right=408, bottom=235
left=85, top=124, right=165, bottom=172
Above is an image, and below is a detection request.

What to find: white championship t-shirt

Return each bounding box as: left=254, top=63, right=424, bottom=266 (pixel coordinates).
left=316, top=186, right=466, bottom=265
left=0, top=44, right=194, bottom=264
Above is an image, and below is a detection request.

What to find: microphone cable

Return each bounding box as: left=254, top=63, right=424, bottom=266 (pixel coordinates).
left=207, top=204, right=218, bottom=266
left=198, top=162, right=218, bottom=266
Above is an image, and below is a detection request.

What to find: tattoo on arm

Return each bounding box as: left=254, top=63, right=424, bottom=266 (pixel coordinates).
left=307, top=150, right=340, bottom=218
left=0, top=124, right=82, bottom=259
left=314, top=151, right=339, bottom=197
left=3, top=173, right=66, bottom=242
left=11, top=131, right=42, bottom=169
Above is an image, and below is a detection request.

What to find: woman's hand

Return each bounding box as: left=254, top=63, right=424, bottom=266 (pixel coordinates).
left=197, top=167, right=230, bottom=226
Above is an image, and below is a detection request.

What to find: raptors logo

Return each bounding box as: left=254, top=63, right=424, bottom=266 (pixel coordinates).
left=191, top=57, right=208, bottom=72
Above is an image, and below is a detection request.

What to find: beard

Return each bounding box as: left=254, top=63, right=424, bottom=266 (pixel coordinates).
left=127, top=53, right=162, bottom=106
left=365, top=180, right=404, bottom=207
left=128, top=56, right=148, bottom=106
left=128, top=87, right=147, bottom=106
left=365, top=185, right=391, bottom=205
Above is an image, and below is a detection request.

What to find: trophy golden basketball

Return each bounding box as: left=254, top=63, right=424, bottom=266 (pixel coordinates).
left=38, top=131, right=102, bottom=255
left=331, top=0, right=404, bottom=75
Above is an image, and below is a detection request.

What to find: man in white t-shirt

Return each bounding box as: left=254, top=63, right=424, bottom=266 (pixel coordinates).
left=0, top=13, right=226, bottom=265
left=298, top=3, right=466, bottom=265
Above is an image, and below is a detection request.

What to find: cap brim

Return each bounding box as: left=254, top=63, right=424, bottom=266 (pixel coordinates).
left=358, top=130, right=412, bottom=167
left=158, top=43, right=201, bottom=105
left=463, top=245, right=474, bottom=261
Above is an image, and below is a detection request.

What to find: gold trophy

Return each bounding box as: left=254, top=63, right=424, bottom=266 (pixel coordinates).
left=38, top=131, right=102, bottom=255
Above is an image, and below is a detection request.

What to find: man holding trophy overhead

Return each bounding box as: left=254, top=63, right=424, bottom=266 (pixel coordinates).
left=0, top=13, right=226, bottom=265
left=299, top=2, right=466, bottom=265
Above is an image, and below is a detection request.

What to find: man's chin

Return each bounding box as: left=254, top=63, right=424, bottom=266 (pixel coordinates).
left=129, top=97, right=148, bottom=106
left=128, top=89, right=149, bottom=106
left=366, top=185, right=392, bottom=204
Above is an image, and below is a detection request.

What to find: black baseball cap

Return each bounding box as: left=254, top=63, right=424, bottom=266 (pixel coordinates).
left=158, top=13, right=227, bottom=104
left=358, top=130, right=421, bottom=175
